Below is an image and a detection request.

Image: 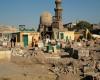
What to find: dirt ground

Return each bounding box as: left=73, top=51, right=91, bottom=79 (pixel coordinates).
left=0, top=56, right=56, bottom=80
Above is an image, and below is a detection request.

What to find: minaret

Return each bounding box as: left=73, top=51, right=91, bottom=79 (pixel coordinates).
left=54, top=0, right=63, bottom=21
left=52, top=0, right=64, bottom=39
left=52, top=0, right=63, bottom=30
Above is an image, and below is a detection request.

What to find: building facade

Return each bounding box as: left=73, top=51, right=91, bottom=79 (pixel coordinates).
left=38, top=0, right=64, bottom=40
left=59, top=31, right=75, bottom=41
left=16, top=31, right=40, bottom=47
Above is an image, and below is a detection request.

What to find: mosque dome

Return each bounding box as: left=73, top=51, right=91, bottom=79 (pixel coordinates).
left=55, top=0, right=62, bottom=2
left=40, top=12, right=52, bottom=26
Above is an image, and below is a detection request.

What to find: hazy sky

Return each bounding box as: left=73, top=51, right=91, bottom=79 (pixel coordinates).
left=0, top=0, right=100, bottom=29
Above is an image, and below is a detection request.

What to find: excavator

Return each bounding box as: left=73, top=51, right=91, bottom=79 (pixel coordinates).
left=85, top=28, right=92, bottom=40
left=85, top=28, right=100, bottom=40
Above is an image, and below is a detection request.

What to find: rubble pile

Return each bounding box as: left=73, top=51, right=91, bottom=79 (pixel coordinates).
left=43, top=40, right=100, bottom=80
left=48, top=58, right=80, bottom=80
left=2, top=39, right=99, bottom=80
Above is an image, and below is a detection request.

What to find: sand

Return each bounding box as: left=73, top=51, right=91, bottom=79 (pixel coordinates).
left=0, top=56, right=56, bottom=80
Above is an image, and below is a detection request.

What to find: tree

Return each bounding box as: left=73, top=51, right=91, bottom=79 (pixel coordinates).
left=28, top=28, right=35, bottom=31
left=19, top=25, right=26, bottom=31
left=75, top=21, right=92, bottom=31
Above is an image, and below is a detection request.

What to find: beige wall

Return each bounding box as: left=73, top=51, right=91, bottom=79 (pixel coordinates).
left=19, top=32, right=40, bottom=47
left=74, top=32, right=81, bottom=41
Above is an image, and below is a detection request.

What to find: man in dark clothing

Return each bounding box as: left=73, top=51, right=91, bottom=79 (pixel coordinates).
left=13, top=37, right=16, bottom=47
left=10, top=37, right=13, bottom=48
left=10, top=36, right=16, bottom=48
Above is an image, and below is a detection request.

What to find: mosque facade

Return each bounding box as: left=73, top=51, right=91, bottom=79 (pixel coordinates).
left=38, top=0, right=64, bottom=40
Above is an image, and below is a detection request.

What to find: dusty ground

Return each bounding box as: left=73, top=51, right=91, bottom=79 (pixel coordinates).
left=0, top=56, right=56, bottom=80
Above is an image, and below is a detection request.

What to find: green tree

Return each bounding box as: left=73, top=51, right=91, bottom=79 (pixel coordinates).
left=75, top=21, right=92, bottom=31
left=29, top=28, right=35, bottom=31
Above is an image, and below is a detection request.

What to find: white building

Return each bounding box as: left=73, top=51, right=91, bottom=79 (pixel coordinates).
left=0, top=25, right=18, bottom=46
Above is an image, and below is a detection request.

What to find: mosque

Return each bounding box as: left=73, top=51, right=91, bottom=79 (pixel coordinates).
left=38, top=0, right=65, bottom=40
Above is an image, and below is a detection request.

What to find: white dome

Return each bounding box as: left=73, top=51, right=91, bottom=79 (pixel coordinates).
left=40, top=12, right=52, bottom=26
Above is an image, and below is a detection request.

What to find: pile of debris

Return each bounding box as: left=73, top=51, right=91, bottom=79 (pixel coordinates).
left=48, top=58, right=80, bottom=80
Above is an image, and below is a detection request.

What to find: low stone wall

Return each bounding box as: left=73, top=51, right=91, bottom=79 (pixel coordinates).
left=0, top=50, right=11, bottom=61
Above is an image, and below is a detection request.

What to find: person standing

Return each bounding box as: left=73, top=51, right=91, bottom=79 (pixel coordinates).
left=13, top=36, right=16, bottom=47
left=10, top=36, right=16, bottom=48
left=10, top=37, right=13, bottom=48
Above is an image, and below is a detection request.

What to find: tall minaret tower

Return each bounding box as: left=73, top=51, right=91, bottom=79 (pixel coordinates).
left=55, top=0, right=63, bottom=21
left=52, top=0, right=64, bottom=39
left=52, top=0, right=63, bottom=29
